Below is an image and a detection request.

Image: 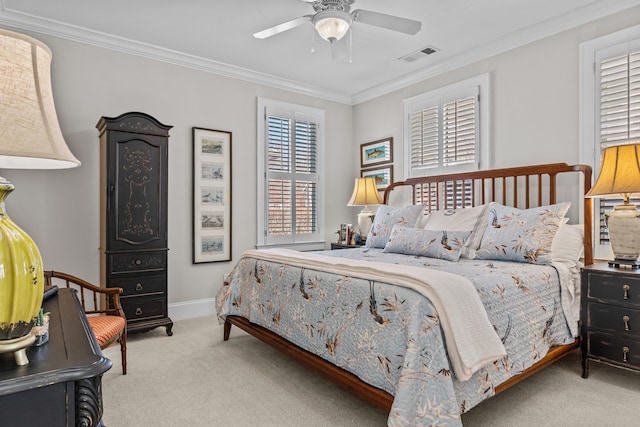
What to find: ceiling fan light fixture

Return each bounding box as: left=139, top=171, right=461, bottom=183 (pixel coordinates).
left=313, top=11, right=352, bottom=43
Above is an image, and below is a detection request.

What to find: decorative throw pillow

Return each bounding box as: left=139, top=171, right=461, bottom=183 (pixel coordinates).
left=475, top=202, right=570, bottom=264
left=366, top=204, right=424, bottom=249
left=383, top=226, right=471, bottom=261
left=423, top=204, right=491, bottom=259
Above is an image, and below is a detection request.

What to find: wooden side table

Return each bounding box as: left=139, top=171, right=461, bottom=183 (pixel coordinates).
left=581, top=263, right=640, bottom=378
left=0, top=288, right=112, bottom=427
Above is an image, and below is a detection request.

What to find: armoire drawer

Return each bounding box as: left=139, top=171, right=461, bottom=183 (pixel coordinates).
left=107, top=251, right=166, bottom=275
left=108, top=275, right=166, bottom=297
left=121, top=297, right=166, bottom=321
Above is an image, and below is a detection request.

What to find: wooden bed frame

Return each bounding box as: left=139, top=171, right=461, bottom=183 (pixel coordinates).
left=224, top=162, right=593, bottom=413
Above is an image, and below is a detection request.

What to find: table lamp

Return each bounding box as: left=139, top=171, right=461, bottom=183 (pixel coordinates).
left=347, top=177, right=383, bottom=240
left=586, top=142, right=640, bottom=267
left=0, top=28, right=80, bottom=365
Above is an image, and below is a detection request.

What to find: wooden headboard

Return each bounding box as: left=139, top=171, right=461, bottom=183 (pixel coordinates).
left=383, top=163, right=593, bottom=265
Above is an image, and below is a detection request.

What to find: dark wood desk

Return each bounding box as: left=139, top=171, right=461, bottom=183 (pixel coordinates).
left=0, top=288, right=112, bottom=427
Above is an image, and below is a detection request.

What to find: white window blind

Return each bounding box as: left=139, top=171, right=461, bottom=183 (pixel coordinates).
left=595, top=43, right=640, bottom=245
left=257, top=98, right=324, bottom=249
left=404, top=74, right=489, bottom=208
left=408, top=89, right=478, bottom=174
left=599, top=50, right=640, bottom=146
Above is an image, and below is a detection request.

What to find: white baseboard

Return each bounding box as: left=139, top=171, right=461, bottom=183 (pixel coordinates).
left=168, top=298, right=216, bottom=321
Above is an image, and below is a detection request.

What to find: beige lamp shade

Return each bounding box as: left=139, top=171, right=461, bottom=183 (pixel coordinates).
left=0, top=28, right=80, bottom=169
left=348, top=177, right=382, bottom=240
left=0, top=29, right=79, bottom=365
left=586, top=142, right=640, bottom=264
left=586, top=143, right=640, bottom=201
left=347, top=177, right=383, bottom=206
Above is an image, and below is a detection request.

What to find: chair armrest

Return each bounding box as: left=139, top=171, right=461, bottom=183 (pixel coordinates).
left=44, top=270, right=126, bottom=318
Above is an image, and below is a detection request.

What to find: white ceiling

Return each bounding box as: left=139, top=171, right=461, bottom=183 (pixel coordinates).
left=1, top=0, right=638, bottom=104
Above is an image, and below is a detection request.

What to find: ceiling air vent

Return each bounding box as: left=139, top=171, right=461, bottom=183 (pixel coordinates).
left=399, top=45, right=439, bottom=63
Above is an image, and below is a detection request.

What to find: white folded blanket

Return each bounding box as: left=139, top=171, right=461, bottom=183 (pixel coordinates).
left=240, top=248, right=506, bottom=381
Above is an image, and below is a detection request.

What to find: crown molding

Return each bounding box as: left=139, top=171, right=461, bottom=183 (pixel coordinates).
left=351, top=0, right=640, bottom=104
left=1, top=1, right=637, bottom=107
left=0, top=5, right=353, bottom=105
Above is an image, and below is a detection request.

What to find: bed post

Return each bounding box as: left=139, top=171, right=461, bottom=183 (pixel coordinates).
left=224, top=320, right=232, bottom=341
left=575, top=164, right=593, bottom=266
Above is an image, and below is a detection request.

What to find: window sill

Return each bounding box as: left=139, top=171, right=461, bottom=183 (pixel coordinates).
left=255, top=241, right=326, bottom=252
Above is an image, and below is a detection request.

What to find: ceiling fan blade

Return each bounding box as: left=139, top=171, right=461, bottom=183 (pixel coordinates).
left=253, top=16, right=311, bottom=39
left=351, top=9, right=421, bottom=35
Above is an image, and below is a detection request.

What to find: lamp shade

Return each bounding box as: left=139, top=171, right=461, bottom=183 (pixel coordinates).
left=347, top=177, right=383, bottom=206
left=347, top=177, right=382, bottom=240
left=586, top=142, right=640, bottom=265
left=313, top=11, right=352, bottom=42
left=0, top=28, right=80, bottom=169
left=0, top=29, right=79, bottom=365
left=586, top=143, right=640, bottom=199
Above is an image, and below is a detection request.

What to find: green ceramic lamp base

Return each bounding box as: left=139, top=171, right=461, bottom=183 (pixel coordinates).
left=0, top=177, right=44, bottom=343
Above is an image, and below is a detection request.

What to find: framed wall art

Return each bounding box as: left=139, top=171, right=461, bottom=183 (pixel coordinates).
left=360, top=137, right=393, bottom=168
left=192, top=127, right=232, bottom=263
left=361, top=165, right=394, bottom=191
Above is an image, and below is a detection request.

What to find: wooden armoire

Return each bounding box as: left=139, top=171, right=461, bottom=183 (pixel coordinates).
left=97, top=112, right=173, bottom=335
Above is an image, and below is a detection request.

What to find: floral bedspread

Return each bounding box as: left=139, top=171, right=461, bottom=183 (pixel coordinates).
left=215, top=247, right=574, bottom=426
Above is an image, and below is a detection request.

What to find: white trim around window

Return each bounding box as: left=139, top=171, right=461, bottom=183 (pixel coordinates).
left=403, top=73, right=491, bottom=180
left=256, top=97, right=326, bottom=251
left=579, top=24, right=640, bottom=260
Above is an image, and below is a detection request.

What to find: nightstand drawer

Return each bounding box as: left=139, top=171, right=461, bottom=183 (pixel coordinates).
left=588, top=332, right=640, bottom=368
left=588, top=302, right=640, bottom=336
left=588, top=273, right=640, bottom=306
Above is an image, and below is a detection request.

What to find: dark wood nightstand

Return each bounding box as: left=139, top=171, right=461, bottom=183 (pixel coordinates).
left=581, top=263, right=640, bottom=378
left=331, top=243, right=364, bottom=250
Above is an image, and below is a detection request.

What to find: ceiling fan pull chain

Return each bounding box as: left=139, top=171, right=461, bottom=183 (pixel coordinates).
left=310, top=25, right=316, bottom=53
left=348, top=28, right=353, bottom=63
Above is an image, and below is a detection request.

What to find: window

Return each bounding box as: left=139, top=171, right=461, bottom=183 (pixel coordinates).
left=580, top=26, right=640, bottom=259
left=403, top=74, right=490, bottom=209
left=257, top=98, right=325, bottom=250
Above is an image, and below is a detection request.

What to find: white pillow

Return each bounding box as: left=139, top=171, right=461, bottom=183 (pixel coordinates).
left=551, top=223, right=584, bottom=265
left=423, top=204, right=489, bottom=231
left=414, top=206, right=431, bottom=229
left=423, top=204, right=491, bottom=259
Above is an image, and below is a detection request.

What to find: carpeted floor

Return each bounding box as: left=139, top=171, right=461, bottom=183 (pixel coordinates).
left=102, top=316, right=640, bottom=426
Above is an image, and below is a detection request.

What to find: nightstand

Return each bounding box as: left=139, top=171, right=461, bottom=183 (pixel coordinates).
left=581, top=263, right=640, bottom=378
left=331, top=243, right=364, bottom=250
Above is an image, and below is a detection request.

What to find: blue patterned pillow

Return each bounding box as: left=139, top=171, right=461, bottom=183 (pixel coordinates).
left=383, top=226, right=471, bottom=261
left=366, top=204, right=424, bottom=249
left=475, top=202, right=570, bottom=264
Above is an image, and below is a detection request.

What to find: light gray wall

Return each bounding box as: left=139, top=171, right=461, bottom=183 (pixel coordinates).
left=2, top=6, right=637, bottom=318
left=353, top=6, right=640, bottom=180
left=2, top=33, right=354, bottom=312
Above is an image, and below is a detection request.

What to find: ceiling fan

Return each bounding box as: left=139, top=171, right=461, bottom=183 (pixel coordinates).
left=253, top=0, right=422, bottom=44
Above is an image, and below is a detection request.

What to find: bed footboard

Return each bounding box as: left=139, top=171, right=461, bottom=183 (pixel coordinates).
left=224, top=315, right=394, bottom=411
left=224, top=315, right=578, bottom=412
